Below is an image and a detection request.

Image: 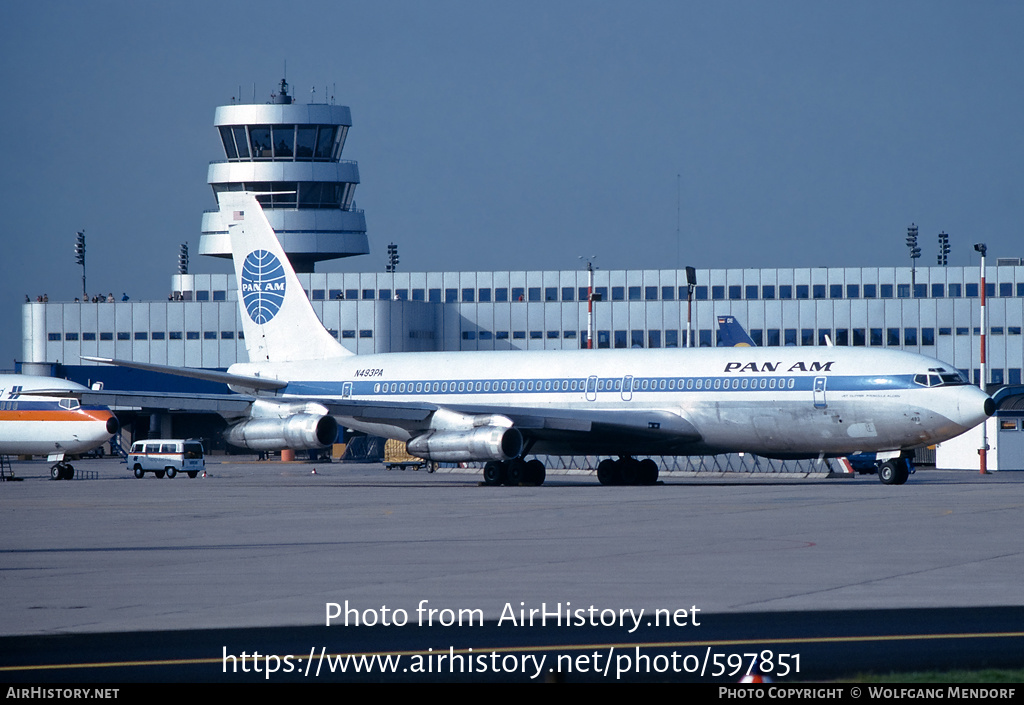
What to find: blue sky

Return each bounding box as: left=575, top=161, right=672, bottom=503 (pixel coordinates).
left=2, top=1, right=1022, bottom=366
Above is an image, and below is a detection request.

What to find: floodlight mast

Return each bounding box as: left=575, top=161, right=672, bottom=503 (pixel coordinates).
left=74, top=230, right=86, bottom=300
left=974, top=242, right=989, bottom=475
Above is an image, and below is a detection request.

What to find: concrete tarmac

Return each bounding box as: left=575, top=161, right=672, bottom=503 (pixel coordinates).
left=4, top=457, right=1023, bottom=640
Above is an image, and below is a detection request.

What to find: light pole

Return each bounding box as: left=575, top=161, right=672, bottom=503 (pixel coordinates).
left=974, top=242, right=989, bottom=475
left=579, top=256, right=597, bottom=349
left=74, top=230, right=86, bottom=300
left=685, top=266, right=696, bottom=347
left=906, top=223, right=921, bottom=290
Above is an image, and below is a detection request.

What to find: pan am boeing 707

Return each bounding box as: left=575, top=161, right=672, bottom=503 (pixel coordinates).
left=84, top=192, right=993, bottom=486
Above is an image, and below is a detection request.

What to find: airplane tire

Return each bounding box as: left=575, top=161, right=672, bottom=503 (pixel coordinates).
left=155, top=470, right=165, bottom=479
left=165, top=467, right=177, bottom=479
left=483, top=461, right=505, bottom=486
left=63, top=465, right=74, bottom=480
left=506, top=459, right=526, bottom=486
left=878, top=461, right=897, bottom=485
left=50, top=465, right=62, bottom=481
left=621, top=458, right=640, bottom=485
left=134, top=465, right=145, bottom=479
left=525, top=459, right=546, bottom=486
left=639, top=458, right=659, bottom=485
left=893, top=459, right=910, bottom=485
left=597, top=459, right=619, bottom=486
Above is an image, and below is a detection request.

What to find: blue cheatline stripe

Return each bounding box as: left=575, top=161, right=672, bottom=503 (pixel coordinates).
left=280, top=375, right=917, bottom=398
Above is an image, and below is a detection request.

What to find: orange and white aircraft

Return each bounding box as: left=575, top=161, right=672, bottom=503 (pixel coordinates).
left=0, top=374, right=119, bottom=479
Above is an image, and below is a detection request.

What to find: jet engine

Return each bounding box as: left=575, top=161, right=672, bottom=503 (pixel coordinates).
left=224, top=414, right=339, bottom=451
left=406, top=425, right=523, bottom=463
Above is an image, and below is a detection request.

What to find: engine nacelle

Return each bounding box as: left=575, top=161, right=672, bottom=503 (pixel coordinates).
left=406, top=426, right=523, bottom=462
left=224, top=414, right=339, bottom=451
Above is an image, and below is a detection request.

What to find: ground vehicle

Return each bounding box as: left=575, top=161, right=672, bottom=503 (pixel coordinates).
left=384, top=438, right=436, bottom=472
left=128, top=439, right=205, bottom=478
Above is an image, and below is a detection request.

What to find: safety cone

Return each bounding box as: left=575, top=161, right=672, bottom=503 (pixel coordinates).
left=311, top=468, right=317, bottom=475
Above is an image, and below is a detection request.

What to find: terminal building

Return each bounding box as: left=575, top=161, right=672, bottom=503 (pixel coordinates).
left=19, top=83, right=1024, bottom=450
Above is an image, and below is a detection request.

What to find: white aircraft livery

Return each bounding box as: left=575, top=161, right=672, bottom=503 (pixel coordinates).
left=86, top=192, right=993, bottom=486
left=0, top=374, right=119, bottom=479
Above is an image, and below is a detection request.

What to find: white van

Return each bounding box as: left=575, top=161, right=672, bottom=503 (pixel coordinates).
left=129, top=439, right=205, bottom=479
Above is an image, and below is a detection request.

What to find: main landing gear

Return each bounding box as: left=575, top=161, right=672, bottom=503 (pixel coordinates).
left=596, top=457, right=659, bottom=486
left=482, top=458, right=546, bottom=486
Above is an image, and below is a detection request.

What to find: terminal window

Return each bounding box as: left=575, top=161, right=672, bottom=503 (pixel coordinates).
left=796, top=285, right=809, bottom=299
left=496, top=331, right=509, bottom=339
left=612, top=287, right=624, bottom=301
left=117, top=332, right=130, bottom=340
left=784, top=329, right=797, bottom=346
left=897, top=284, right=911, bottom=298
left=846, top=284, right=859, bottom=298
left=395, top=289, right=408, bottom=300
left=665, top=330, right=678, bottom=347
left=213, top=290, right=227, bottom=301
left=914, top=284, right=927, bottom=298
left=168, top=332, right=181, bottom=340
left=852, top=329, right=865, bottom=346
left=545, top=287, right=558, bottom=301
left=870, top=329, right=883, bottom=346
left=196, top=291, right=210, bottom=301
left=947, top=283, right=961, bottom=297
left=802, top=329, right=814, bottom=346
left=204, top=331, right=217, bottom=340
left=628, top=286, right=642, bottom=301
left=778, top=285, right=792, bottom=299
left=830, top=285, right=843, bottom=299
left=478, top=288, right=490, bottom=302
left=728, top=285, right=741, bottom=300
left=966, top=283, right=978, bottom=297
left=695, top=286, right=708, bottom=300
left=818, top=329, right=830, bottom=346
left=530, top=331, right=542, bottom=339
left=887, top=328, right=900, bottom=346
left=880, top=284, right=893, bottom=298
left=445, top=288, right=458, bottom=303
left=495, top=288, right=508, bottom=302
left=762, top=285, right=775, bottom=299
left=528, top=288, right=541, bottom=302
left=932, top=284, right=944, bottom=297
left=83, top=332, right=96, bottom=341
left=547, top=331, right=558, bottom=339
left=834, top=329, right=848, bottom=346
left=429, top=288, right=442, bottom=303
left=813, top=285, right=826, bottom=299
left=661, top=286, right=675, bottom=300
left=47, top=333, right=60, bottom=341
left=615, top=330, right=627, bottom=348
left=186, top=331, right=199, bottom=340
left=134, top=332, right=147, bottom=340
left=312, top=289, right=325, bottom=300
left=921, top=328, right=934, bottom=345
left=513, top=331, right=525, bottom=339
left=712, top=286, right=725, bottom=300
left=221, top=331, right=234, bottom=339
left=379, top=289, right=391, bottom=300
left=342, top=330, right=355, bottom=338
left=863, top=284, right=877, bottom=298
left=648, top=330, right=661, bottom=348
left=413, top=289, right=425, bottom=301
left=462, top=288, right=474, bottom=302
left=597, top=331, right=610, bottom=348
left=765, top=329, right=780, bottom=346
left=359, top=330, right=373, bottom=338
left=560, top=287, right=574, bottom=301
left=479, top=331, right=492, bottom=340
left=956, top=328, right=969, bottom=336
left=646, top=286, right=658, bottom=301
left=1000, top=283, right=1012, bottom=297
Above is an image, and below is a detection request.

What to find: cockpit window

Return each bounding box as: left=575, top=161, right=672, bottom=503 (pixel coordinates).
left=914, top=369, right=969, bottom=387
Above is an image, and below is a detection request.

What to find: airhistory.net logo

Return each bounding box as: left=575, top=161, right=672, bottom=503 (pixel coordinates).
left=240, top=250, right=286, bottom=324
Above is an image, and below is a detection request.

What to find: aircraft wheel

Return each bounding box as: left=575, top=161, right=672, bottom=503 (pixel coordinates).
left=427, top=461, right=437, bottom=474
left=483, top=461, right=505, bottom=486
left=639, top=458, right=659, bottom=485
left=597, top=459, right=619, bottom=486
left=155, top=470, right=165, bottom=479
left=50, top=464, right=62, bottom=481
left=187, top=471, right=198, bottom=479
left=878, top=461, right=897, bottom=485
left=134, top=465, right=145, bottom=479
left=63, top=465, right=74, bottom=480
left=525, top=459, right=546, bottom=486
left=165, top=467, right=176, bottom=479
left=506, top=459, right=527, bottom=485
left=893, top=459, right=910, bottom=485
left=621, top=458, right=640, bottom=485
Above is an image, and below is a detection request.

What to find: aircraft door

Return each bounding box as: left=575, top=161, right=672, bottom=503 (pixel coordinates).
left=586, top=375, right=597, bottom=402
left=342, top=382, right=353, bottom=399
left=813, top=376, right=827, bottom=409
left=621, top=375, right=633, bottom=401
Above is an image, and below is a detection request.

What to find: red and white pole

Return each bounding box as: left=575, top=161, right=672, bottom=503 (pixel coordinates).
left=587, top=261, right=594, bottom=350
left=977, top=244, right=990, bottom=474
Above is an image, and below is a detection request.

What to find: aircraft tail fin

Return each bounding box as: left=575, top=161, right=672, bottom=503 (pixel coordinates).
left=717, top=315, right=756, bottom=347
left=219, top=191, right=353, bottom=363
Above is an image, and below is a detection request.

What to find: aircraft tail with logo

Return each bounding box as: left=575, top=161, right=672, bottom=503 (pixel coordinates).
left=717, top=315, right=756, bottom=347
left=219, top=191, right=353, bottom=363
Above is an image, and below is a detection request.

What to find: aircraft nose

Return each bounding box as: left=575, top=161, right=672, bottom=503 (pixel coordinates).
left=957, top=386, right=994, bottom=430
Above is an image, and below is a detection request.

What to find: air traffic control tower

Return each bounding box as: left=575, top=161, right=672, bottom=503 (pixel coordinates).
left=199, top=79, right=368, bottom=273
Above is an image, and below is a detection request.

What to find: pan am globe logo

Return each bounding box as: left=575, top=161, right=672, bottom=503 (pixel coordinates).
left=240, top=250, right=286, bottom=324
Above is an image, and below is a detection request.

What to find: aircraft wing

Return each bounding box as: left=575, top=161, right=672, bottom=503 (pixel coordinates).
left=81, top=356, right=288, bottom=391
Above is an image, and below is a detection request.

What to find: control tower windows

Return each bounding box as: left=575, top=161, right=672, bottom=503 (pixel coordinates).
left=272, top=125, right=293, bottom=158
left=296, top=126, right=317, bottom=158
left=219, top=125, right=344, bottom=161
